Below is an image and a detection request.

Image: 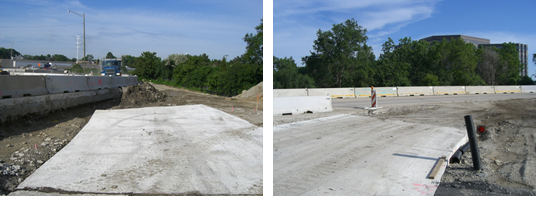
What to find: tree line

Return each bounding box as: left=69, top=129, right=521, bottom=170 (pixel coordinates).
left=130, top=19, right=263, bottom=97
left=274, top=18, right=534, bottom=89
left=0, top=47, right=79, bottom=62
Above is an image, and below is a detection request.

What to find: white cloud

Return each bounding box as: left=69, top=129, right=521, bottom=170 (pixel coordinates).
left=274, top=0, right=441, bottom=63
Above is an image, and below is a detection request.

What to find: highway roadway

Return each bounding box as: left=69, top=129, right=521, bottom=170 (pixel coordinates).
left=332, top=93, right=536, bottom=109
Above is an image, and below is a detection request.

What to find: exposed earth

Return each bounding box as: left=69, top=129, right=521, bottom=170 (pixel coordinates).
left=274, top=97, right=536, bottom=195
left=0, top=82, right=263, bottom=195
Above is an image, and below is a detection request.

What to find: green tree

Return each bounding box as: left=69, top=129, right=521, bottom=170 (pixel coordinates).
left=273, top=56, right=315, bottom=89
left=173, top=54, right=211, bottom=86
left=375, top=37, right=411, bottom=86
left=0, top=47, right=21, bottom=59
left=81, top=54, right=94, bottom=62
left=131, top=51, right=161, bottom=79
left=422, top=73, right=440, bottom=86
left=496, top=42, right=522, bottom=85
left=242, top=19, right=263, bottom=67
left=477, top=47, right=501, bottom=85
left=106, top=52, right=116, bottom=59
left=303, top=18, right=373, bottom=88
left=518, top=75, right=534, bottom=85
left=51, top=54, right=69, bottom=61
left=121, top=55, right=137, bottom=67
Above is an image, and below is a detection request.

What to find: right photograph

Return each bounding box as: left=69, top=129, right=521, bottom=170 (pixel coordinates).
left=273, top=0, right=536, bottom=196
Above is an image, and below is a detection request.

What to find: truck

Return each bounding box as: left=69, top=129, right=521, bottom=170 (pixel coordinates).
left=100, top=58, right=122, bottom=76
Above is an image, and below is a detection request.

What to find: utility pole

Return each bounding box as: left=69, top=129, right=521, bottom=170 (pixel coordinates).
left=76, top=35, right=81, bottom=64
left=68, top=10, right=85, bottom=74
left=10, top=41, right=16, bottom=67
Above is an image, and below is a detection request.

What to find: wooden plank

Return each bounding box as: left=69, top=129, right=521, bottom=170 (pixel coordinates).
left=428, top=155, right=447, bottom=179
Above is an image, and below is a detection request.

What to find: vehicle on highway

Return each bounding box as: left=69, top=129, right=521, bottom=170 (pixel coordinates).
left=100, top=58, right=122, bottom=76
left=43, top=62, right=52, bottom=70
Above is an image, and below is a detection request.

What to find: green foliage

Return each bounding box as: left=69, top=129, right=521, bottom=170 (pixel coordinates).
left=302, top=18, right=375, bottom=87
left=121, top=55, right=137, bottom=67
left=216, top=62, right=260, bottom=96
left=132, top=51, right=161, bottom=79
left=0, top=47, right=21, bottom=59
left=496, top=42, right=521, bottom=85
left=81, top=54, right=94, bottom=61
left=65, top=64, right=98, bottom=75
left=518, top=75, right=534, bottom=85
left=273, top=56, right=315, bottom=88
left=422, top=74, right=440, bottom=86
left=106, top=52, right=116, bottom=59
left=126, top=20, right=262, bottom=97
left=243, top=19, right=263, bottom=68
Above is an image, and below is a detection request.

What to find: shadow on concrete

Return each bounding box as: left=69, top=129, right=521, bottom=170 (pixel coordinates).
left=393, top=153, right=438, bottom=161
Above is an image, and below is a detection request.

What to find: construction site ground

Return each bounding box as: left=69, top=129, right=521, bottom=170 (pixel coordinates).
left=274, top=96, right=536, bottom=195
left=0, top=82, right=263, bottom=195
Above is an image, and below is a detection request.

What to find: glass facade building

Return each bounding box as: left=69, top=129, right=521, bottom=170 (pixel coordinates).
left=420, top=35, right=528, bottom=77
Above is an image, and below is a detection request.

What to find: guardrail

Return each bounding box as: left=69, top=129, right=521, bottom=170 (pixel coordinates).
left=274, top=85, right=536, bottom=98
left=0, top=75, right=138, bottom=99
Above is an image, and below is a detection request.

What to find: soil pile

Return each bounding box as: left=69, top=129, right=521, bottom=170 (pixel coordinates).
left=233, top=82, right=263, bottom=101
left=116, top=83, right=167, bottom=109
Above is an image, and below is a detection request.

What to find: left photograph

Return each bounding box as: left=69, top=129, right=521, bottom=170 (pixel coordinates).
left=0, top=0, right=263, bottom=195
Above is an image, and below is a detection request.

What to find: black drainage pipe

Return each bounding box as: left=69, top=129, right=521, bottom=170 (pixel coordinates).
left=450, top=150, right=463, bottom=163
left=450, top=142, right=470, bottom=163
left=459, top=142, right=470, bottom=154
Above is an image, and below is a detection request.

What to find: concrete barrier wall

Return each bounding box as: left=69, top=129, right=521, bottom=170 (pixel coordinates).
left=0, top=88, right=121, bottom=123
left=375, top=87, right=398, bottom=97
left=273, top=95, right=332, bottom=116
left=87, top=76, right=114, bottom=90
left=112, top=76, right=129, bottom=87
left=2, top=76, right=137, bottom=99
left=274, top=85, right=535, bottom=100
left=273, top=89, right=308, bottom=98
left=355, top=88, right=371, bottom=97
left=433, top=86, right=466, bottom=95
left=494, top=85, right=521, bottom=94
left=465, top=86, right=495, bottom=94
left=521, top=85, right=536, bottom=93
left=127, top=77, right=138, bottom=86
left=45, top=76, right=90, bottom=94
left=0, top=76, right=48, bottom=98
left=308, top=88, right=355, bottom=98
left=397, top=86, right=434, bottom=96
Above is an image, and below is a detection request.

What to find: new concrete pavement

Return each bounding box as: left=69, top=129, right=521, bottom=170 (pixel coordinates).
left=274, top=114, right=466, bottom=196
left=11, top=105, right=262, bottom=195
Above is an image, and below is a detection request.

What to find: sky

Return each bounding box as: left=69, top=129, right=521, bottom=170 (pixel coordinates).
left=0, top=0, right=263, bottom=61
left=274, top=0, right=536, bottom=79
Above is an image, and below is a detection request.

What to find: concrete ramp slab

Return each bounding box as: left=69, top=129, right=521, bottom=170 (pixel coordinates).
left=13, top=105, right=262, bottom=195
left=274, top=114, right=466, bottom=196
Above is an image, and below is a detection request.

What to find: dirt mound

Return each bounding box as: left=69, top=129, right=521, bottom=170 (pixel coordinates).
left=116, top=83, right=167, bottom=109
left=233, top=82, right=263, bottom=101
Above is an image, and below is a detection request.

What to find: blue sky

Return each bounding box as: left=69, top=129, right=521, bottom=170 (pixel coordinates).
left=0, top=0, right=262, bottom=61
left=274, top=0, right=536, bottom=79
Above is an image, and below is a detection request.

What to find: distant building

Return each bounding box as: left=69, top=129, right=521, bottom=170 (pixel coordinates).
left=419, top=35, right=528, bottom=77
left=479, top=43, right=528, bottom=76
left=420, top=35, right=490, bottom=46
